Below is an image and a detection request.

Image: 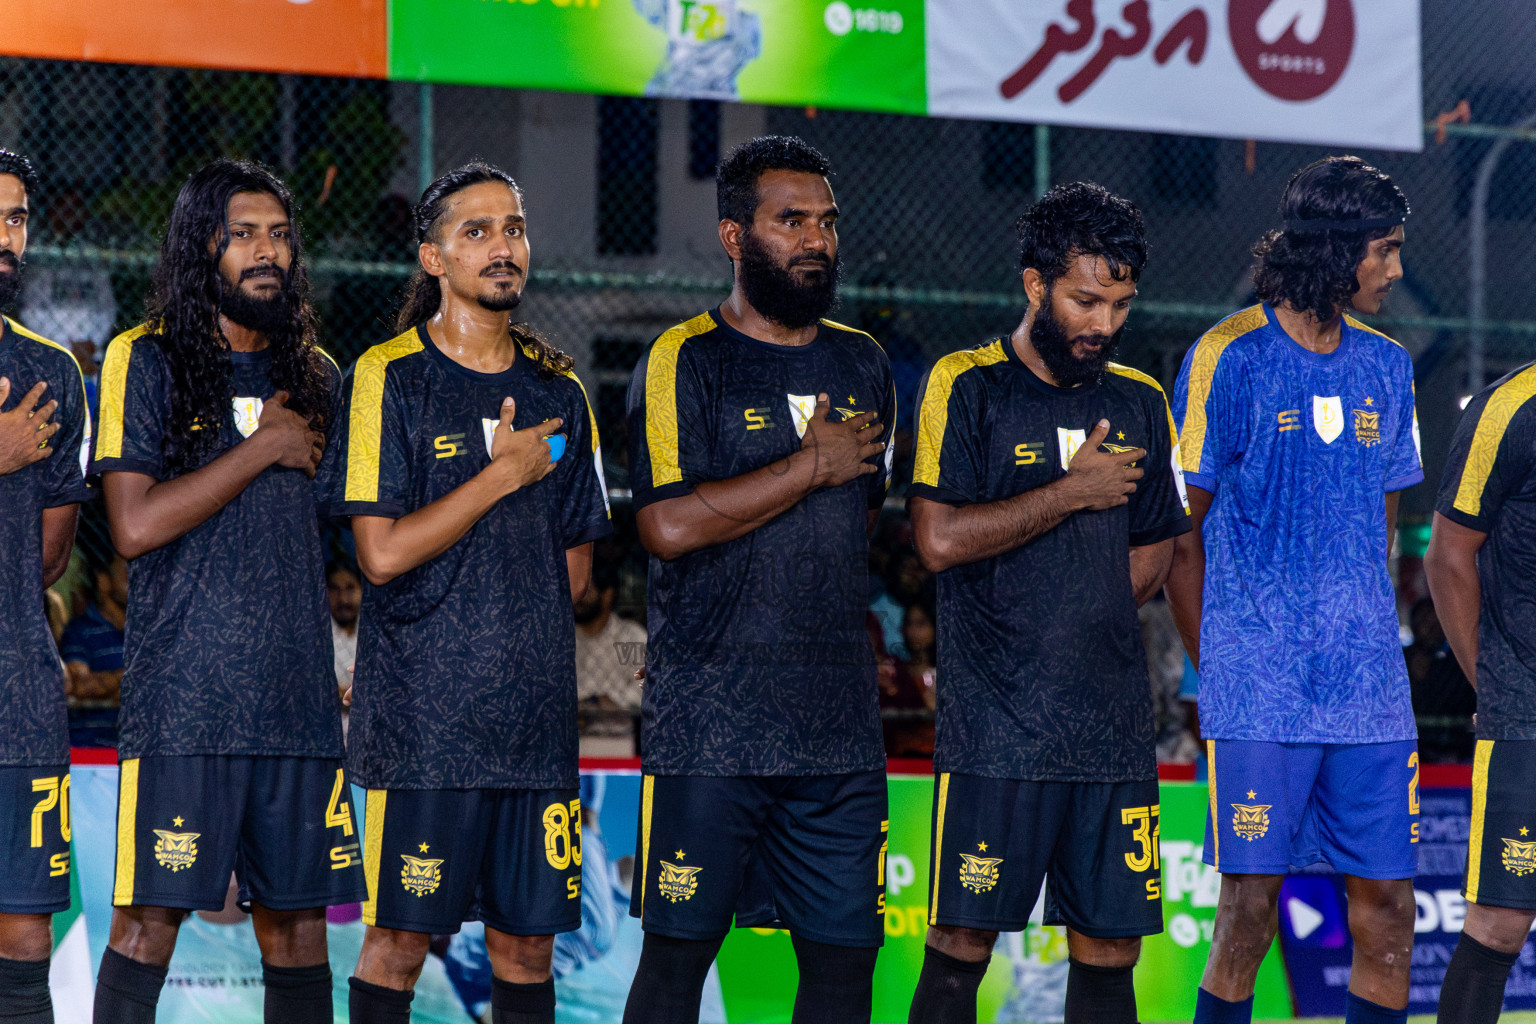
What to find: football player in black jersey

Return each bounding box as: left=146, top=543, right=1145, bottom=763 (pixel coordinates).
left=0, top=148, right=92, bottom=1024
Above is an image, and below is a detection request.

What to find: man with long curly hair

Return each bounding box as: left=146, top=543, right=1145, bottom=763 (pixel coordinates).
left=91, top=160, right=363, bottom=1024
left=316, top=163, right=610, bottom=1024
left=1166, top=156, right=1420, bottom=1024
left=0, top=148, right=92, bottom=1024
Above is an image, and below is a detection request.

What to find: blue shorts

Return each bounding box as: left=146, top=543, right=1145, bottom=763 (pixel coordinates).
left=1203, top=739, right=1420, bottom=878
left=630, top=771, right=888, bottom=948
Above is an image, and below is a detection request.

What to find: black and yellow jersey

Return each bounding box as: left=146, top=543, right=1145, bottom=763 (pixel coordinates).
left=1436, top=360, right=1536, bottom=739
left=626, top=309, right=895, bottom=777
left=0, top=317, right=91, bottom=767
left=909, top=338, right=1189, bottom=782
left=316, top=325, right=611, bottom=791
left=92, top=324, right=344, bottom=761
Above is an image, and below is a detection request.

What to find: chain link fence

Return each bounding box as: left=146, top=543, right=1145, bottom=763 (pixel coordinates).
left=6, top=0, right=1526, bottom=755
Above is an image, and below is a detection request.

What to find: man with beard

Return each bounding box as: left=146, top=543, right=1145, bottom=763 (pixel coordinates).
left=1166, top=157, right=1419, bottom=1024
left=92, top=160, right=362, bottom=1024
left=0, top=148, right=92, bottom=1024
left=623, top=135, right=895, bottom=1024
left=317, top=163, right=609, bottom=1024
left=905, top=182, right=1189, bottom=1024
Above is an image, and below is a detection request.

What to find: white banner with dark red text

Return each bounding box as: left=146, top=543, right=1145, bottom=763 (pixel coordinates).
left=926, top=0, right=1423, bottom=151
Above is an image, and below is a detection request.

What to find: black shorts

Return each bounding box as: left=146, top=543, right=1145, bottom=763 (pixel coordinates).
left=361, top=787, right=582, bottom=936
left=927, top=773, right=1164, bottom=937
left=113, top=756, right=367, bottom=912
left=0, top=765, right=71, bottom=914
left=1465, top=739, right=1536, bottom=910
left=630, top=771, right=888, bottom=948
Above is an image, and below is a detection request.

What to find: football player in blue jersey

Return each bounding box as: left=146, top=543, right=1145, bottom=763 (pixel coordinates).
left=1168, top=157, right=1420, bottom=1024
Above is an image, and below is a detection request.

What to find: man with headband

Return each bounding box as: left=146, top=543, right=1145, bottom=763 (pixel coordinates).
left=1167, top=157, right=1421, bottom=1024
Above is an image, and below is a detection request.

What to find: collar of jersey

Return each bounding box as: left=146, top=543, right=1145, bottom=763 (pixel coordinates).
left=710, top=306, right=827, bottom=355
left=999, top=334, right=1102, bottom=397
left=416, top=323, right=527, bottom=384
left=1260, top=303, right=1357, bottom=365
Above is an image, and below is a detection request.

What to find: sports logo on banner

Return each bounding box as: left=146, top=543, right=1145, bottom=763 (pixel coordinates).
left=926, top=0, right=1422, bottom=151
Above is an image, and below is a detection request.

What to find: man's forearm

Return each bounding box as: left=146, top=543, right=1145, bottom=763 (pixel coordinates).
left=1164, top=532, right=1204, bottom=667
left=638, top=449, right=819, bottom=561
left=104, top=434, right=280, bottom=558
left=911, top=482, right=1078, bottom=573
left=1130, top=539, right=1175, bottom=606
left=1426, top=552, right=1482, bottom=689
left=353, top=470, right=510, bottom=585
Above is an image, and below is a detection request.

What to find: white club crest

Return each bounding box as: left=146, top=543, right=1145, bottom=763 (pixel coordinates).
left=1312, top=396, right=1342, bottom=444
left=232, top=396, right=263, bottom=439
left=1057, top=427, right=1087, bottom=470
left=787, top=393, right=817, bottom=440
left=482, top=418, right=500, bottom=458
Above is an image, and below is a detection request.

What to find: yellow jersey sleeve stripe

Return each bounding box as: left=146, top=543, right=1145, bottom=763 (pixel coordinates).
left=1206, top=739, right=1220, bottom=871
left=913, top=341, right=1007, bottom=489
left=1467, top=740, right=1493, bottom=902
left=113, top=758, right=140, bottom=905
left=1107, top=362, right=1178, bottom=450
left=1453, top=364, right=1536, bottom=517
left=639, top=775, right=655, bottom=916
left=95, top=324, right=158, bottom=462
left=345, top=330, right=424, bottom=504
left=1179, top=306, right=1265, bottom=473
left=644, top=312, right=715, bottom=488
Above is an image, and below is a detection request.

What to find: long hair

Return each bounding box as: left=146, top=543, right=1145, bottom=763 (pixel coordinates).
left=1252, top=156, right=1409, bottom=322
left=145, top=159, right=329, bottom=474
left=395, top=162, right=573, bottom=379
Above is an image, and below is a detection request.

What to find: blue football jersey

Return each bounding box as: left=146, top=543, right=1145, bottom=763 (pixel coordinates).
left=1172, top=304, right=1422, bottom=743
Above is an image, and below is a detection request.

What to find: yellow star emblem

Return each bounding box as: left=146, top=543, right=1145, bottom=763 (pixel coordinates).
left=1117, top=431, right=1125, bottom=440
left=847, top=395, right=856, bottom=405
left=1522, top=827, right=1530, bottom=837
left=418, top=842, right=430, bottom=853
left=1246, top=790, right=1256, bottom=800
left=172, top=816, right=184, bottom=827
left=977, top=841, right=989, bottom=852
left=1364, top=396, right=1374, bottom=405
left=675, top=850, right=686, bottom=861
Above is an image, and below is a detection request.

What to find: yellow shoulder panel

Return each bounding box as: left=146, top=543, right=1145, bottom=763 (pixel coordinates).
left=913, top=341, right=1007, bottom=488
left=1178, top=306, right=1265, bottom=472
left=345, top=330, right=425, bottom=504
left=644, top=312, right=716, bottom=488
left=1453, top=363, right=1536, bottom=518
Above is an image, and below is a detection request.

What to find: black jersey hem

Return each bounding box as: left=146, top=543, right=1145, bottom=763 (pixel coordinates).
left=1433, top=502, right=1492, bottom=534
left=630, top=480, right=695, bottom=511
left=118, top=744, right=346, bottom=760
left=347, top=774, right=581, bottom=791
left=90, top=457, right=161, bottom=478
left=637, top=760, right=888, bottom=778
left=317, top=499, right=410, bottom=520
left=932, top=762, right=1158, bottom=784
left=564, top=520, right=614, bottom=549
left=904, top=482, right=970, bottom=506
left=1129, top=514, right=1192, bottom=547
left=45, top=485, right=94, bottom=508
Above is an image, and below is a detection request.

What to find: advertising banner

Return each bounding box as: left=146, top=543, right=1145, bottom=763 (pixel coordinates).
left=925, top=0, right=1423, bottom=151
left=4, top=0, right=387, bottom=78
left=388, top=0, right=927, bottom=115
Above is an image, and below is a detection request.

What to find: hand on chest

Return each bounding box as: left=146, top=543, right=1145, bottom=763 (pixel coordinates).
left=995, top=407, right=1144, bottom=485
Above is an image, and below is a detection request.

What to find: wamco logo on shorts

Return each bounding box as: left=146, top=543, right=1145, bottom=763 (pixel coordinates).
left=1229, top=0, right=1355, bottom=101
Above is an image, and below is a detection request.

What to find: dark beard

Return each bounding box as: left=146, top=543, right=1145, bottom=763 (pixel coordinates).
left=220, top=267, right=293, bottom=335
left=0, top=251, right=22, bottom=308
left=475, top=261, right=524, bottom=312
left=1030, top=290, right=1121, bottom=387
left=737, top=229, right=841, bottom=330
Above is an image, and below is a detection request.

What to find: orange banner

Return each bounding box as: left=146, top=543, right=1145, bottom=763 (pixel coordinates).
left=5, top=0, right=387, bottom=79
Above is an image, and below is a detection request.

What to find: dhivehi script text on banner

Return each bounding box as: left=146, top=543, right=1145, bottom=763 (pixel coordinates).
left=925, top=0, right=1422, bottom=152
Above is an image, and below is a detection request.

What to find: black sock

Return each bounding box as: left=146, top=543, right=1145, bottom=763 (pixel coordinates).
left=907, top=945, right=990, bottom=1024
left=1437, top=932, right=1520, bottom=1024
left=348, top=976, right=413, bottom=1024
left=262, top=960, right=332, bottom=1024
left=0, top=955, right=51, bottom=1023
left=621, top=932, right=725, bottom=1024
left=791, top=934, right=879, bottom=1024
left=490, top=976, right=555, bottom=1024
left=92, top=948, right=167, bottom=1024
left=1064, top=958, right=1137, bottom=1024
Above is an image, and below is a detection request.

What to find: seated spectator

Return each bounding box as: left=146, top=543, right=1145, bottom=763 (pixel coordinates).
left=1141, top=595, right=1199, bottom=763
left=327, top=560, right=362, bottom=704
left=870, top=612, right=932, bottom=758
left=61, top=554, right=127, bottom=747
left=575, top=556, right=646, bottom=756
left=1407, top=596, right=1475, bottom=763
